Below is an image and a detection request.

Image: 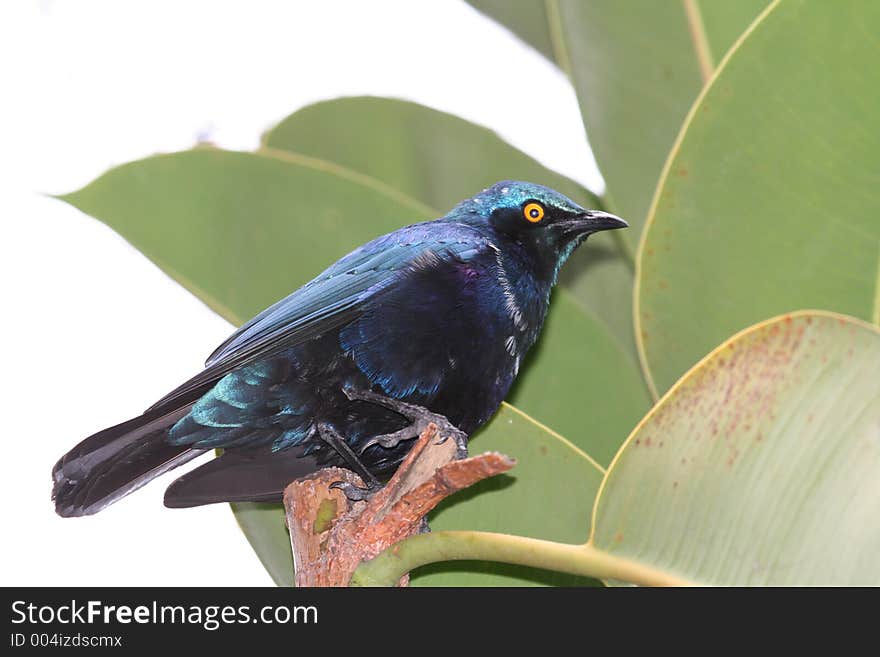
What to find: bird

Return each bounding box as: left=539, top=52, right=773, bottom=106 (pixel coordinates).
left=52, top=180, right=627, bottom=517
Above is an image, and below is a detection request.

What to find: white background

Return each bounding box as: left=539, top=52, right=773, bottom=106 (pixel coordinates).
left=0, top=0, right=602, bottom=586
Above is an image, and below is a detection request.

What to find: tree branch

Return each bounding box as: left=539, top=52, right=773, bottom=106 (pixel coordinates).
left=283, top=422, right=515, bottom=587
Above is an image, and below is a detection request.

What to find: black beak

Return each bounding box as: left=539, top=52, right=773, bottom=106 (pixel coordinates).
left=558, top=210, right=628, bottom=237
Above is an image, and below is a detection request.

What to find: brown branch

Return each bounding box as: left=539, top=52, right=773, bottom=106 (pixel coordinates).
left=283, top=423, right=515, bottom=587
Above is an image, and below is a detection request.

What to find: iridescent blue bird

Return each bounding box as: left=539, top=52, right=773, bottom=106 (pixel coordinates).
left=53, top=181, right=626, bottom=516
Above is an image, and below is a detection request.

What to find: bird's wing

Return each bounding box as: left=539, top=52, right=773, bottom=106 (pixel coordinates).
left=147, top=222, right=490, bottom=412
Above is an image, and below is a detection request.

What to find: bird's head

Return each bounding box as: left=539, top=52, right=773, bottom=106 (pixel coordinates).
left=456, top=180, right=628, bottom=282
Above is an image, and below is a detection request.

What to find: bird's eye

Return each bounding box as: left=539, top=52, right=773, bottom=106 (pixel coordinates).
left=523, top=202, right=545, bottom=223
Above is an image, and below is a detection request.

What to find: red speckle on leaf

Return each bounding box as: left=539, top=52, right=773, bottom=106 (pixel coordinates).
left=635, top=439, right=641, bottom=446
left=615, top=532, right=624, bottom=543
left=659, top=281, right=669, bottom=290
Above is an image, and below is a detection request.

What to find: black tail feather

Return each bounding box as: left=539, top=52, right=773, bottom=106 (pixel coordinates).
left=164, top=444, right=320, bottom=508
left=53, top=404, right=200, bottom=517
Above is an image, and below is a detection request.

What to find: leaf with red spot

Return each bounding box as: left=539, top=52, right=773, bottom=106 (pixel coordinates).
left=591, top=312, right=880, bottom=585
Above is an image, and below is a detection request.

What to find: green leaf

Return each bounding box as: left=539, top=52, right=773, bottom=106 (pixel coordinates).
left=263, top=96, right=600, bottom=217
left=60, top=148, right=627, bottom=584
left=468, top=0, right=768, bottom=245
left=263, top=95, right=636, bottom=352
left=592, top=312, right=880, bottom=585
left=636, top=0, right=880, bottom=394
left=60, top=148, right=432, bottom=324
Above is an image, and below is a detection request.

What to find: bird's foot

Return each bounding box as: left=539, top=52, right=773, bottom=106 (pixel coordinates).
left=316, top=422, right=382, bottom=500
left=344, top=388, right=468, bottom=459
left=329, top=479, right=382, bottom=502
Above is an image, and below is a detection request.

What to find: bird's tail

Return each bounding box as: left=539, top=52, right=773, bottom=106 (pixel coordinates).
left=52, top=404, right=203, bottom=517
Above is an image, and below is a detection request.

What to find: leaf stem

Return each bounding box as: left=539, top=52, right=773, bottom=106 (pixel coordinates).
left=544, top=0, right=573, bottom=79
left=682, top=0, right=714, bottom=83
left=350, top=530, right=694, bottom=587
left=872, top=238, right=880, bottom=325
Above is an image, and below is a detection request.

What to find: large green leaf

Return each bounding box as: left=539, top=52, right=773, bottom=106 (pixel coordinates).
left=60, top=148, right=431, bottom=323
left=636, top=0, right=880, bottom=394
left=263, top=96, right=636, bottom=353
left=592, top=312, right=880, bottom=585
left=468, top=0, right=768, bottom=245
left=263, top=97, right=600, bottom=217
left=61, top=148, right=634, bottom=583
left=414, top=404, right=604, bottom=586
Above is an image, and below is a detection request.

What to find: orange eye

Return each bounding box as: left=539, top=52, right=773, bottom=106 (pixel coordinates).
left=523, top=202, right=544, bottom=223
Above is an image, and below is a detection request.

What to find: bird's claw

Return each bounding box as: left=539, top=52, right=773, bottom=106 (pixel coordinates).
left=344, top=387, right=468, bottom=459
left=317, top=422, right=381, bottom=489
left=330, top=479, right=381, bottom=502
left=445, top=431, right=469, bottom=461
left=359, top=427, right=416, bottom=452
